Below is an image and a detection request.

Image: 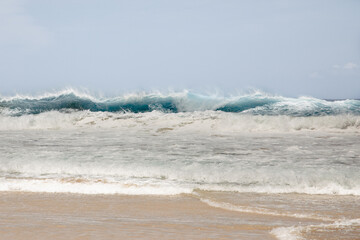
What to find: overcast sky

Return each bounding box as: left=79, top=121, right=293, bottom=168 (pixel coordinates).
left=0, top=0, right=359, bottom=98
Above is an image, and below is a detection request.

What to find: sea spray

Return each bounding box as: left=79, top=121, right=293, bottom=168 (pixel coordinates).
left=1, top=89, right=359, bottom=116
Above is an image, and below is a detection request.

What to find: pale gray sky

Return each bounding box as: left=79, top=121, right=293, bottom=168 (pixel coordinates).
left=0, top=0, right=359, bottom=98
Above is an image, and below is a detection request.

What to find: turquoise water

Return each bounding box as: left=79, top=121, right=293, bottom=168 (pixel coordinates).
left=1, top=89, right=359, bottom=116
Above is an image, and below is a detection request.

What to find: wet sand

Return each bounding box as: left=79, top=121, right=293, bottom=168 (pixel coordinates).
left=0, top=192, right=279, bottom=240
left=1, top=192, right=359, bottom=240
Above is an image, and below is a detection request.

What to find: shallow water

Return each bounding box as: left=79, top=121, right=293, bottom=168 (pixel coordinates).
left=1, top=120, right=359, bottom=196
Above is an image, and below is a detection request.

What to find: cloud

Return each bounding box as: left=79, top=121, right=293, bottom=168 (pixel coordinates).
left=333, top=62, right=359, bottom=70
left=309, top=72, right=322, bottom=79
left=0, top=0, right=50, bottom=47
left=343, top=62, right=358, bottom=69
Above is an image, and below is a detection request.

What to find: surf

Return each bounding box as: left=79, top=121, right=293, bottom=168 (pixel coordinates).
left=1, top=89, right=359, bottom=116
left=0, top=110, right=359, bottom=132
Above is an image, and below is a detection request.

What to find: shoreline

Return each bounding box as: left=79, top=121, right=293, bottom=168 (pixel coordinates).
left=1, top=191, right=360, bottom=239
left=0, top=191, right=282, bottom=240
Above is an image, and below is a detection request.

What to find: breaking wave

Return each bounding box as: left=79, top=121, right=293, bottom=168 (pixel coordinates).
left=1, top=89, right=359, bottom=116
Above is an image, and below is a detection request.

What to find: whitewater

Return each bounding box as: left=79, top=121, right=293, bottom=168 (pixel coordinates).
left=0, top=89, right=360, bottom=195
left=1, top=89, right=360, bottom=239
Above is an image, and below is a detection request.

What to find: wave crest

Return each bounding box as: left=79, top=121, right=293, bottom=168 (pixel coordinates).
left=1, top=89, right=359, bottom=116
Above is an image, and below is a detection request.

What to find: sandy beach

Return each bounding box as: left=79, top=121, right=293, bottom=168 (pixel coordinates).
left=0, top=192, right=276, bottom=240
left=1, top=191, right=359, bottom=240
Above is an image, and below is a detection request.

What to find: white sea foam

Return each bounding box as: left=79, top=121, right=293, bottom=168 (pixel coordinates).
left=0, top=110, right=359, bottom=132
left=0, top=178, right=192, bottom=195
left=197, top=183, right=360, bottom=196
left=271, top=218, right=360, bottom=240
left=271, top=226, right=304, bottom=240
left=200, top=198, right=335, bottom=221
left=1, top=128, right=359, bottom=197
left=1, top=174, right=359, bottom=196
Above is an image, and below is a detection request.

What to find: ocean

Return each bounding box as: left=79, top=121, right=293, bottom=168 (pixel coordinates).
left=1, top=89, right=360, bottom=239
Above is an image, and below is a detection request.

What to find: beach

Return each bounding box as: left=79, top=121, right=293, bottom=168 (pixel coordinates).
left=1, top=191, right=359, bottom=240
left=0, top=192, right=276, bottom=240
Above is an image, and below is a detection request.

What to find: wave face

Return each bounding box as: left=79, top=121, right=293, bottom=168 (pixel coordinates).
left=1, top=89, right=359, bottom=116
